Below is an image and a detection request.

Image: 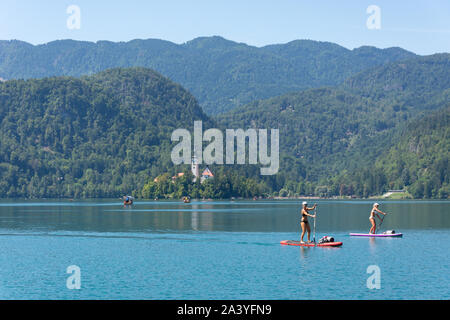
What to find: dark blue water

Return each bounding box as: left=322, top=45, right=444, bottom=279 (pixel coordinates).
left=0, top=200, right=448, bottom=299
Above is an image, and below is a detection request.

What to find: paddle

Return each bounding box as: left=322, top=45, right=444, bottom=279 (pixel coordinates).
left=313, top=207, right=317, bottom=244
left=376, top=213, right=388, bottom=233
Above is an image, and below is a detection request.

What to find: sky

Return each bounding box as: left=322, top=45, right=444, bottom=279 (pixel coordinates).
left=0, top=0, right=449, bottom=55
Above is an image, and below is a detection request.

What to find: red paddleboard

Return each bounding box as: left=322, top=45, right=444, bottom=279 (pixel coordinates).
left=280, top=240, right=343, bottom=247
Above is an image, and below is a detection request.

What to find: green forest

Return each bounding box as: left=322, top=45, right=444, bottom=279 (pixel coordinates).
left=141, top=168, right=268, bottom=200
left=0, top=43, right=448, bottom=199
left=0, top=68, right=211, bottom=198
left=217, top=54, right=449, bottom=199
left=0, top=37, right=415, bottom=114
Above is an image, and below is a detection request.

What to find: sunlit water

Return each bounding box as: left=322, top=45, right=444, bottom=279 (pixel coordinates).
left=0, top=200, right=448, bottom=299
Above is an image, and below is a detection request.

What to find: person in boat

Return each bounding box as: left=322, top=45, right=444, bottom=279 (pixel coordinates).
left=369, top=202, right=387, bottom=234
left=123, top=196, right=133, bottom=207
left=300, top=201, right=317, bottom=243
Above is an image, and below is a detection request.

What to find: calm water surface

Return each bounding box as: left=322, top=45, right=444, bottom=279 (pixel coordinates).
left=0, top=200, right=448, bottom=299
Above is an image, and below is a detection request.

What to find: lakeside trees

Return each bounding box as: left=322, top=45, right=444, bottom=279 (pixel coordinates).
left=141, top=168, right=268, bottom=200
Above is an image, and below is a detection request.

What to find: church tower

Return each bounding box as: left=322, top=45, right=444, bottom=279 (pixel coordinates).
left=191, top=156, right=200, bottom=182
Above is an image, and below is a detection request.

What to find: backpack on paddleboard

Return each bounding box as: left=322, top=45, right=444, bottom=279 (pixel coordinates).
left=318, top=236, right=334, bottom=244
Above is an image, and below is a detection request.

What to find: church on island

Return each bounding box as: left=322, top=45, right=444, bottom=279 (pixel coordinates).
left=169, top=157, right=214, bottom=184
left=191, top=156, right=214, bottom=183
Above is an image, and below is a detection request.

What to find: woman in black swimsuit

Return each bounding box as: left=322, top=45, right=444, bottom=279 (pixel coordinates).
left=300, top=201, right=317, bottom=243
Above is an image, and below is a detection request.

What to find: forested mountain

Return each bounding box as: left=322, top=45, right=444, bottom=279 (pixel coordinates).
left=0, top=50, right=447, bottom=199
left=0, top=37, right=416, bottom=114
left=364, top=107, right=449, bottom=198
left=0, top=68, right=212, bottom=197
left=217, top=54, right=450, bottom=198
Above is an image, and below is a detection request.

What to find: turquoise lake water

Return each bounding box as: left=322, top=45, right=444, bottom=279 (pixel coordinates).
left=0, top=200, right=448, bottom=299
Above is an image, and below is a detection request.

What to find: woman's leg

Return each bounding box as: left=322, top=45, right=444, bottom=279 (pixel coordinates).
left=369, top=218, right=376, bottom=234
left=300, top=222, right=306, bottom=242
left=306, top=223, right=311, bottom=242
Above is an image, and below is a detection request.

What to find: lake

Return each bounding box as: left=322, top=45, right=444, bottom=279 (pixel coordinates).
left=0, top=199, right=448, bottom=299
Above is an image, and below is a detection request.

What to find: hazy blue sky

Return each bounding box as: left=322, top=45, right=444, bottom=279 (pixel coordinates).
left=0, top=0, right=449, bottom=54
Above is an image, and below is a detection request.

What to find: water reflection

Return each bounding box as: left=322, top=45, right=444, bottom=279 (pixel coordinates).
left=0, top=200, right=448, bottom=233
left=191, top=211, right=199, bottom=231
left=299, top=247, right=309, bottom=260
left=369, top=237, right=377, bottom=254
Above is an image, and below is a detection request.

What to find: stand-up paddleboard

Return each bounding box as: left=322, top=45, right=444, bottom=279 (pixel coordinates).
left=349, top=233, right=403, bottom=237
left=280, top=240, right=343, bottom=247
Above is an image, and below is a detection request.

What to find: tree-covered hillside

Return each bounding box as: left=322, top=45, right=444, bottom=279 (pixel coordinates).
left=0, top=37, right=416, bottom=114
left=325, top=107, right=449, bottom=199
left=217, top=54, right=450, bottom=198
left=0, top=54, right=447, bottom=199
left=375, top=107, right=449, bottom=198
left=0, top=68, right=212, bottom=198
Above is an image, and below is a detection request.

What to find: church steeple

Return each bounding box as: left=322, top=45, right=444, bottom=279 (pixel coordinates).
left=191, top=156, right=199, bottom=182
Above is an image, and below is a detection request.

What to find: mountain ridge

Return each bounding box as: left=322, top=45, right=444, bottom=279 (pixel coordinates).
left=0, top=36, right=417, bottom=114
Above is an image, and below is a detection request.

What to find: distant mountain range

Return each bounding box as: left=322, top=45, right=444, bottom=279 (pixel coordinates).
left=0, top=37, right=447, bottom=199
left=0, top=36, right=416, bottom=114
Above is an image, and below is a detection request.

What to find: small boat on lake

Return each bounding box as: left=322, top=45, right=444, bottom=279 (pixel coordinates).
left=123, top=196, right=134, bottom=207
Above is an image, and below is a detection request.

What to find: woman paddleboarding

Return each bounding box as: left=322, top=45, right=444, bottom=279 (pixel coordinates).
left=369, top=203, right=387, bottom=234
left=280, top=201, right=342, bottom=247
left=300, top=201, right=317, bottom=243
